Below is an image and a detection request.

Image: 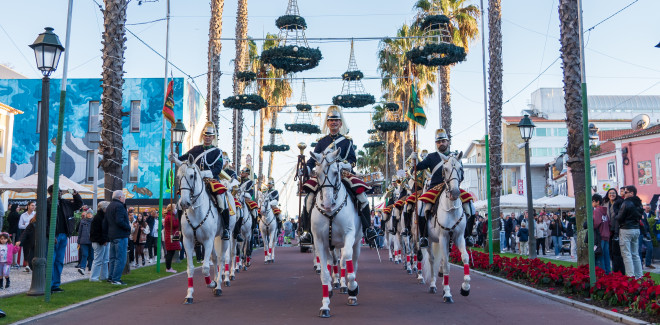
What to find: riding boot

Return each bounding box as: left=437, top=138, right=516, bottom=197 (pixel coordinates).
left=234, top=216, right=245, bottom=242
left=360, top=205, right=378, bottom=242
left=299, top=193, right=313, bottom=244
left=221, top=209, right=231, bottom=240
left=402, top=210, right=412, bottom=236
left=390, top=217, right=398, bottom=235
left=418, top=215, right=429, bottom=248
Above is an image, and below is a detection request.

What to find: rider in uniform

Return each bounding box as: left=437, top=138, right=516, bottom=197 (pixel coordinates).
left=232, top=166, right=256, bottom=242
left=169, top=121, right=232, bottom=240
left=264, top=178, right=283, bottom=232
left=298, top=106, right=379, bottom=245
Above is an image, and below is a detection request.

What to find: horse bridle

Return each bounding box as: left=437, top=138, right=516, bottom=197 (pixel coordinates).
left=442, top=159, right=462, bottom=197
left=316, top=154, right=342, bottom=201
left=178, top=163, right=204, bottom=207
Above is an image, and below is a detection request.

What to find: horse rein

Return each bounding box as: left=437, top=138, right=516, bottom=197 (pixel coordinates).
left=178, top=163, right=204, bottom=207
left=316, top=155, right=342, bottom=201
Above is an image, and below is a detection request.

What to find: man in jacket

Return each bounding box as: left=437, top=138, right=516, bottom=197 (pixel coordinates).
left=616, top=185, right=644, bottom=278
left=145, top=210, right=156, bottom=263
left=47, top=185, right=83, bottom=293
left=504, top=214, right=514, bottom=251
left=103, top=190, right=130, bottom=285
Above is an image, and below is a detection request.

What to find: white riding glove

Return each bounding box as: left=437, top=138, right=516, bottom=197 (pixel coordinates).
left=200, top=170, right=213, bottom=179
left=339, top=162, right=352, bottom=173
left=168, top=152, right=177, bottom=163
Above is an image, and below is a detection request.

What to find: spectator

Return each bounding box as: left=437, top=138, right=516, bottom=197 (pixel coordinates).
left=283, top=218, right=293, bottom=245
left=604, top=188, right=625, bottom=274
left=503, top=214, right=513, bottom=251
left=640, top=204, right=654, bottom=269
left=127, top=207, right=135, bottom=265
left=6, top=205, right=20, bottom=268
left=617, top=185, right=644, bottom=278
left=17, top=202, right=35, bottom=246
left=15, top=216, right=36, bottom=272
left=518, top=222, right=529, bottom=256
left=592, top=194, right=611, bottom=274
left=90, top=201, right=110, bottom=282
left=535, top=216, right=547, bottom=255
left=565, top=212, right=577, bottom=258
left=77, top=211, right=94, bottom=275
left=163, top=203, right=181, bottom=273
left=0, top=232, right=19, bottom=288
left=513, top=224, right=520, bottom=253
left=549, top=213, right=564, bottom=256
left=104, top=190, right=130, bottom=285
left=47, top=186, right=83, bottom=293
left=145, top=210, right=156, bottom=263
left=131, top=214, right=150, bottom=267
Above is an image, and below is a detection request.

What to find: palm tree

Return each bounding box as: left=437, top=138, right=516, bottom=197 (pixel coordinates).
left=559, top=0, right=587, bottom=265
left=487, top=0, right=504, bottom=248
left=100, top=0, right=127, bottom=200
left=208, top=0, right=224, bottom=132
left=232, top=0, right=248, bottom=173
left=414, top=0, right=479, bottom=140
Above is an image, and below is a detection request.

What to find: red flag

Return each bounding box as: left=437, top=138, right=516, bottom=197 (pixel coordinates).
left=162, top=80, right=175, bottom=125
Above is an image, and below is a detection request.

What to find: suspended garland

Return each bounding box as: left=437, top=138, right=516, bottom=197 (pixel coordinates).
left=261, top=45, right=323, bottom=73
left=367, top=129, right=378, bottom=134
left=375, top=121, right=409, bottom=132
left=296, top=104, right=312, bottom=112
left=406, top=43, right=466, bottom=67
left=285, top=123, right=321, bottom=134
left=419, top=15, right=450, bottom=31
left=332, top=94, right=375, bottom=108
left=223, top=94, right=268, bottom=111
left=275, top=15, right=307, bottom=30
left=269, top=128, right=283, bottom=134
left=364, top=141, right=385, bottom=149
left=384, top=102, right=400, bottom=112
left=235, top=71, right=257, bottom=82
left=341, top=70, right=363, bottom=81
left=262, top=144, right=290, bottom=152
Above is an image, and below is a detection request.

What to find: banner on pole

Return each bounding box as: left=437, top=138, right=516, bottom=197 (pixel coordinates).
left=407, top=84, right=427, bottom=127
left=162, top=80, right=175, bottom=125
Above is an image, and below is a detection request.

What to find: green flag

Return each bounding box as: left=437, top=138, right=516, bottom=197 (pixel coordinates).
left=407, top=84, right=427, bottom=127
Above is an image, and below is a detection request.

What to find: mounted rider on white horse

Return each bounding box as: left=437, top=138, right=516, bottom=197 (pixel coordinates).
left=237, top=166, right=258, bottom=238
left=298, top=105, right=379, bottom=245
left=263, top=177, right=283, bottom=233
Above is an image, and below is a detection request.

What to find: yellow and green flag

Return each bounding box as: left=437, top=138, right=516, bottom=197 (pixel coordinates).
left=407, top=84, right=427, bottom=127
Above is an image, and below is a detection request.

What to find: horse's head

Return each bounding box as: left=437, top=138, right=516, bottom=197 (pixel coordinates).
left=177, top=160, right=203, bottom=210
left=310, top=147, right=342, bottom=212
left=439, top=152, right=463, bottom=201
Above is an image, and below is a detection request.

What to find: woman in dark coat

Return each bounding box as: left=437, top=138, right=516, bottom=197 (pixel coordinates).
left=15, top=215, right=36, bottom=271
left=604, top=188, right=625, bottom=274
left=163, top=204, right=181, bottom=273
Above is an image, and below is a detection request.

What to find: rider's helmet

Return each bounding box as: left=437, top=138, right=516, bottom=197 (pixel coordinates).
left=435, top=128, right=449, bottom=142
left=267, top=177, right=275, bottom=187
left=199, top=121, right=217, bottom=144
left=240, top=166, right=251, bottom=179
left=322, top=105, right=348, bottom=134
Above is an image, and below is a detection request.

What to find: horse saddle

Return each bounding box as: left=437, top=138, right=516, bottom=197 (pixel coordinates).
left=203, top=178, right=228, bottom=214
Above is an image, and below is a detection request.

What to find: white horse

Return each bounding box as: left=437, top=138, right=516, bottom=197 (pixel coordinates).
left=421, top=153, right=470, bottom=303
left=258, top=194, right=278, bottom=264
left=235, top=190, right=256, bottom=272
left=383, top=188, right=400, bottom=263
left=310, top=148, right=362, bottom=318
left=174, top=158, right=235, bottom=303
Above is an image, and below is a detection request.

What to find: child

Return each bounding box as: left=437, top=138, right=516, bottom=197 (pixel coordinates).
left=518, top=222, right=529, bottom=256
left=0, top=232, right=20, bottom=289
left=513, top=225, right=520, bottom=253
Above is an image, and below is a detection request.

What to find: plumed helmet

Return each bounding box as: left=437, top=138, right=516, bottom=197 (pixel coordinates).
left=241, top=166, right=251, bottom=174
left=322, top=105, right=349, bottom=134
left=420, top=149, right=429, bottom=160
left=268, top=177, right=275, bottom=186
left=435, top=128, right=449, bottom=141
left=199, top=121, right=217, bottom=143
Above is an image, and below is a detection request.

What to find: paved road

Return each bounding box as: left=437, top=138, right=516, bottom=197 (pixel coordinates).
left=37, top=246, right=618, bottom=325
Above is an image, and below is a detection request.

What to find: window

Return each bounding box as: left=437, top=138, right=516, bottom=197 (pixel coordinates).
left=534, top=128, right=548, bottom=137
left=607, top=161, right=616, bottom=180
left=591, top=165, right=597, bottom=186
left=130, top=100, right=141, bottom=132
left=555, top=128, right=568, bottom=137
left=86, top=150, right=95, bottom=182
left=129, top=150, right=139, bottom=183
left=88, top=101, right=100, bottom=133
left=36, top=101, right=41, bottom=133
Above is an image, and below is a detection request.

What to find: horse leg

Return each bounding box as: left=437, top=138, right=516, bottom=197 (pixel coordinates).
left=438, top=236, right=453, bottom=303
left=428, top=243, right=440, bottom=293
left=229, top=239, right=237, bottom=281
left=315, top=244, right=332, bottom=318
left=211, top=237, right=223, bottom=296
left=269, top=227, right=276, bottom=263
left=457, top=236, right=471, bottom=296
left=314, top=254, right=321, bottom=274
left=346, top=236, right=360, bottom=306
left=339, top=259, right=348, bottom=294
left=183, top=237, right=196, bottom=304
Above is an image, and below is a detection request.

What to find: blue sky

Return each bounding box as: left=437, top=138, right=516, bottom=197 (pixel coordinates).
left=2, top=0, right=659, bottom=211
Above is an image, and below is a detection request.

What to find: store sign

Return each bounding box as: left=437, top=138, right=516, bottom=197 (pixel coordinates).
left=517, top=179, right=524, bottom=195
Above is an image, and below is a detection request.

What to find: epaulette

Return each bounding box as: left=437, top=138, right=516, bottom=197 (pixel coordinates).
left=344, top=135, right=352, bottom=140
left=316, top=136, right=324, bottom=142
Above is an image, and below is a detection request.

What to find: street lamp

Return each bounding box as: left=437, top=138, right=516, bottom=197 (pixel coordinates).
left=28, top=27, right=64, bottom=296
left=170, top=119, right=187, bottom=195
left=518, top=114, right=536, bottom=259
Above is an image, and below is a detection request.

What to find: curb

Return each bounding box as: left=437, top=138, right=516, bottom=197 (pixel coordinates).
left=462, top=265, right=648, bottom=325
left=12, top=268, right=194, bottom=325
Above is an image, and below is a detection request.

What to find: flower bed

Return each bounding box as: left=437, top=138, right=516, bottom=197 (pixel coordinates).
left=450, top=247, right=660, bottom=322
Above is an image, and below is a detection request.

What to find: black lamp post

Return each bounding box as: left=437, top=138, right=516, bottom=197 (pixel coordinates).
left=518, top=114, right=536, bottom=259
left=28, top=27, right=64, bottom=296
left=171, top=119, right=187, bottom=193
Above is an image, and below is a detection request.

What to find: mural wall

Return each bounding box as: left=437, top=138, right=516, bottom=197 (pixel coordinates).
left=0, top=77, right=203, bottom=202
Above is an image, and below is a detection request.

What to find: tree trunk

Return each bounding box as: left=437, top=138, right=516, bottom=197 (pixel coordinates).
left=207, top=0, right=224, bottom=132
left=488, top=0, right=504, bottom=243
left=268, top=112, right=278, bottom=179
left=232, top=0, right=248, bottom=173
left=258, top=108, right=265, bottom=190
left=439, top=65, right=452, bottom=140
left=100, top=0, right=127, bottom=201
left=559, top=0, right=587, bottom=265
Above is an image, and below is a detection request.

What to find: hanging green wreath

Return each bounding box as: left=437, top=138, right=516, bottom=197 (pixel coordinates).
left=375, top=121, right=409, bottom=132
left=235, top=71, right=257, bottom=82
left=223, top=94, right=268, bottom=111
left=342, top=70, right=363, bottom=81
left=364, top=141, right=385, bottom=149
left=332, top=94, right=375, bottom=108
left=419, top=15, right=450, bottom=31
left=275, top=15, right=307, bottom=30
left=367, top=129, right=378, bottom=134
left=285, top=123, right=321, bottom=134
left=311, top=142, right=317, bottom=148
left=296, top=104, right=312, bottom=112
left=268, top=128, right=283, bottom=134
left=384, top=102, right=400, bottom=112
left=261, top=45, right=323, bottom=73
left=262, top=144, right=290, bottom=152
left=406, top=43, right=466, bottom=67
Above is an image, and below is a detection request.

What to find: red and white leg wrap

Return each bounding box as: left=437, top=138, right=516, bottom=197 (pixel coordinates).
left=443, top=275, right=449, bottom=286
left=187, top=277, right=193, bottom=288
left=464, top=264, right=470, bottom=276
left=327, top=264, right=331, bottom=272
left=204, top=276, right=211, bottom=285
left=417, top=262, right=422, bottom=270
left=341, top=268, right=346, bottom=278
left=224, top=264, right=229, bottom=272
left=413, top=255, right=417, bottom=262
left=268, top=248, right=273, bottom=254
left=333, top=265, right=339, bottom=275
left=247, top=256, right=251, bottom=263
left=236, top=256, right=240, bottom=263
left=264, top=250, right=268, bottom=256
left=322, top=284, right=330, bottom=298
left=406, top=255, right=411, bottom=263
left=316, top=256, right=320, bottom=264
left=346, top=260, right=354, bottom=274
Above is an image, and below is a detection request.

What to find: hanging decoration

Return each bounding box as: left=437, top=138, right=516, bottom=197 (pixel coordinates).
left=285, top=80, right=321, bottom=134
left=261, top=0, right=322, bottom=73
left=364, top=113, right=386, bottom=148
left=223, top=43, right=267, bottom=111
left=406, top=14, right=466, bottom=67
left=375, top=121, right=409, bottom=132
left=384, top=102, right=400, bottom=112
left=364, top=141, right=385, bottom=149
left=263, top=127, right=290, bottom=152
left=332, top=40, right=375, bottom=108
left=375, top=99, right=409, bottom=132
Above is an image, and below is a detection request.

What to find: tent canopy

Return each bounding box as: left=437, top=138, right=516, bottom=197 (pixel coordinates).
left=0, top=173, right=93, bottom=194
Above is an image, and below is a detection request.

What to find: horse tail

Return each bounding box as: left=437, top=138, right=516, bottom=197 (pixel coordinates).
left=421, top=247, right=433, bottom=285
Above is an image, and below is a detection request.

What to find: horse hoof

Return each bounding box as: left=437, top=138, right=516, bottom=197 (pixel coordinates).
left=407, top=269, right=413, bottom=275
left=319, top=309, right=331, bottom=318
left=313, top=266, right=318, bottom=271
left=413, top=267, right=418, bottom=273
left=235, top=269, right=240, bottom=274
left=460, top=288, right=470, bottom=297
left=395, top=261, right=400, bottom=264
left=443, top=296, right=454, bottom=304
left=221, top=275, right=225, bottom=281
left=339, top=287, right=348, bottom=294
left=207, top=281, right=217, bottom=289
left=316, top=269, right=321, bottom=275
left=347, top=297, right=358, bottom=306
left=213, top=288, right=223, bottom=296
left=230, top=275, right=235, bottom=281
left=438, top=272, right=443, bottom=278
left=429, top=287, right=437, bottom=294
left=333, top=282, right=340, bottom=289
left=224, top=281, right=231, bottom=287
left=243, top=266, right=248, bottom=271
left=183, top=298, right=193, bottom=304
left=389, top=258, right=393, bottom=262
